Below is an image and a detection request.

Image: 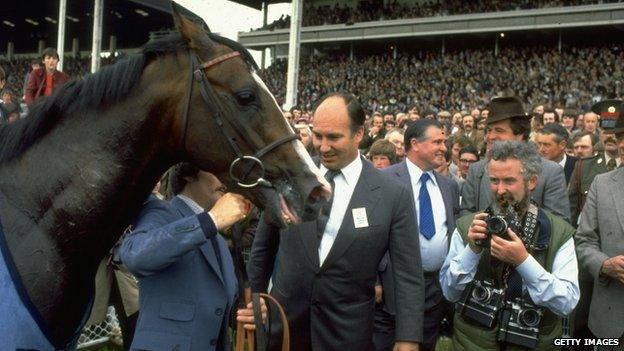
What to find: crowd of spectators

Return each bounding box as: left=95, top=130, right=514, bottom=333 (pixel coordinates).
left=256, top=0, right=618, bottom=30
left=260, top=44, right=624, bottom=114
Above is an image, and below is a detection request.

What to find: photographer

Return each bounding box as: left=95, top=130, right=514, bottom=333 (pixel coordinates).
left=440, top=141, right=579, bottom=350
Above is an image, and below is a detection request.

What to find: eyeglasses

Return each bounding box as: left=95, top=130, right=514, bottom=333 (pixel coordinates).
left=459, top=158, right=477, bottom=164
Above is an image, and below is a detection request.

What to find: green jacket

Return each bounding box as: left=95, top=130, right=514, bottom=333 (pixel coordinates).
left=452, top=210, right=575, bottom=350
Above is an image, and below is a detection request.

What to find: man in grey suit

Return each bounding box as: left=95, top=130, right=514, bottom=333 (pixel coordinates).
left=576, top=109, right=624, bottom=340
left=374, top=119, right=460, bottom=351
left=248, top=92, right=424, bottom=351
left=460, top=96, right=571, bottom=222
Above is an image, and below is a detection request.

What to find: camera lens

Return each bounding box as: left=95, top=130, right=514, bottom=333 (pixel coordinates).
left=486, top=216, right=507, bottom=236
left=518, top=309, right=541, bottom=327
left=471, top=286, right=491, bottom=302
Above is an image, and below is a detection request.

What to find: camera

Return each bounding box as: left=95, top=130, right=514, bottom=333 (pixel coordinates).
left=457, top=280, right=505, bottom=328
left=497, top=298, right=543, bottom=349
left=475, top=214, right=516, bottom=248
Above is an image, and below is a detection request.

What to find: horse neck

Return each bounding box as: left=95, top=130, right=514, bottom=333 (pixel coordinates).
left=0, top=98, right=176, bottom=262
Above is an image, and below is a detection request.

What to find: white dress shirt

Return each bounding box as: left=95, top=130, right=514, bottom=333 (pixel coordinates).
left=558, top=154, right=567, bottom=169
left=439, top=230, right=580, bottom=316
left=318, top=156, right=363, bottom=266
left=406, top=159, right=448, bottom=272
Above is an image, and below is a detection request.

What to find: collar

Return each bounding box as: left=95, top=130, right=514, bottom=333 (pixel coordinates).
left=558, top=153, right=567, bottom=168
left=177, top=194, right=204, bottom=214
left=319, top=155, right=363, bottom=187
left=604, top=152, right=621, bottom=166
left=405, top=158, right=438, bottom=186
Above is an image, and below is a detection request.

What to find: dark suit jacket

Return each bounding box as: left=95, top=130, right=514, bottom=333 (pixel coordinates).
left=378, top=161, right=460, bottom=314
left=248, top=158, right=424, bottom=351
left=120, top=196, right=238, bottom=351
left=563, top=155, right=578, bottom=185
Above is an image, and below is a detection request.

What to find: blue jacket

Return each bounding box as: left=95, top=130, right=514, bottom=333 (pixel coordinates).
left=120, top=196, right=238, bottom=351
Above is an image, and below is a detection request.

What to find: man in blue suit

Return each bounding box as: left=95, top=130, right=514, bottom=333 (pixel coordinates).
left=120, top=164, right=255, bottom=351
left=374, top=119, right=460, bottom=351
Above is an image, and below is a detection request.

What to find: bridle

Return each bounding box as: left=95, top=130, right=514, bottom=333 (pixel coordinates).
left=179, top=49, right=299, bottom=188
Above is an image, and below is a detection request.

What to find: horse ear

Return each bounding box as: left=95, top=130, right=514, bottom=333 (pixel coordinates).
left=171, top=1, right=212, bottom=45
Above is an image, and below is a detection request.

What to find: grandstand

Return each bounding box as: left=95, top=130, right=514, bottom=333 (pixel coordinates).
left=239, top=0, right=624, bottom=112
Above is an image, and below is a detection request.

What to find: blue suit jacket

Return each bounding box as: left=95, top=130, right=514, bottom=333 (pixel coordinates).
left=120, top=196, right=238, bottom=351
left=379, top=161, right=460, bottom=314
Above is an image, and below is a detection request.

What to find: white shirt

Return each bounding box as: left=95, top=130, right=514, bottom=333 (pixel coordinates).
left=558, top=153, right=567, bottom=169
left=439, top=230, right=580, bottom=316
left=406, top=159, right=449, bottom=272
left=318, top=156, right=363, bottom=266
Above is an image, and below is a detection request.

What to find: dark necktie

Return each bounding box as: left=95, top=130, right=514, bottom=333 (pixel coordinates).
left=317, top=169, right=341, bottom=242
left=607, top=158, right=616, bottom=171
left=419, top=173, right=435, bottom=239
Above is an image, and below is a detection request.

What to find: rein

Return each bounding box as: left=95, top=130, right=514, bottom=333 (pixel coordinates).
left=180, top=50, right=299, bottom=189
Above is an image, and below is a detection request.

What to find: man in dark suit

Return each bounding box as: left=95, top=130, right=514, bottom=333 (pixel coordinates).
left=248, top=92, right=424, bottom=351
left=374, top=119, right=460, bottom=351
left=536, top=123, right=577, bottom=184
left=120, top=165, right=259, bottom=351
left=460, top=96, right=571, bottom=222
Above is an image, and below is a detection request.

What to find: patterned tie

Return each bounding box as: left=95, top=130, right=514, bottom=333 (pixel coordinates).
left=419, top=173, right=436, bottom=240
left=317, top=169, right=341, bottom=242
left=607, top=158, right=617, bottom=171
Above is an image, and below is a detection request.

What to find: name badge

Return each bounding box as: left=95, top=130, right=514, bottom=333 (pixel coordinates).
left=352, top=207, right=369, bottom=228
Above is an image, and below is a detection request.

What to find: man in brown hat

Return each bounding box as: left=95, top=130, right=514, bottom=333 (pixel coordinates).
left=460, top=96, right=570, bottom=222
left=576, top=99, right=624, bottom=341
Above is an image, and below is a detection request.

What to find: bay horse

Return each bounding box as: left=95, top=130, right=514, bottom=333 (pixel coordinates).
left=0, top=4, right=329, bottom=349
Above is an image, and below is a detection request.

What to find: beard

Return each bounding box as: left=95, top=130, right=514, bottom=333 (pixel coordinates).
left=490, top=186, right=531, bottom=219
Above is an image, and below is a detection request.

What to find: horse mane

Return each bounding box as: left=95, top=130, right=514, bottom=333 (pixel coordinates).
left=0, top=32, right=256, bottom=164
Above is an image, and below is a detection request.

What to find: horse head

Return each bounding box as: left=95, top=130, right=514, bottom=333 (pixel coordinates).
left=165, top=4, right=331, bottom=227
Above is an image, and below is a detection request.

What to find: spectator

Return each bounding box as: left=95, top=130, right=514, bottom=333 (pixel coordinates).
left=457, top=145, right=479, bottom=180
left=562, top=109, right=578, bottom=135
left=25, top=48, right=70, bottom=106
left=368, top=139, right=397, bottom=169
left=22, top=60, right=41, bottom=98
left=571, top=131, right=599, bottom=158
left=385, top=128, right=406, bottom=162
left=536, top=123, right=578, bottom=184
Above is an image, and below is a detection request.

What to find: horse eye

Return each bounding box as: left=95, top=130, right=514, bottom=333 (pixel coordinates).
left=235, top=91, right=256, bottom=106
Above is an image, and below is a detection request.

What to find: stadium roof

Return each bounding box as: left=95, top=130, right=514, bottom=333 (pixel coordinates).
left=1, top=0, right=175, bottom=54
left=1, top=0, right=289, bottom=54
left=131, top=0, right=290, bottom=12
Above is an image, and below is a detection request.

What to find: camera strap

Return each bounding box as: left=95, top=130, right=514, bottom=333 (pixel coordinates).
left=504, top=202, right=540, bottom=299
